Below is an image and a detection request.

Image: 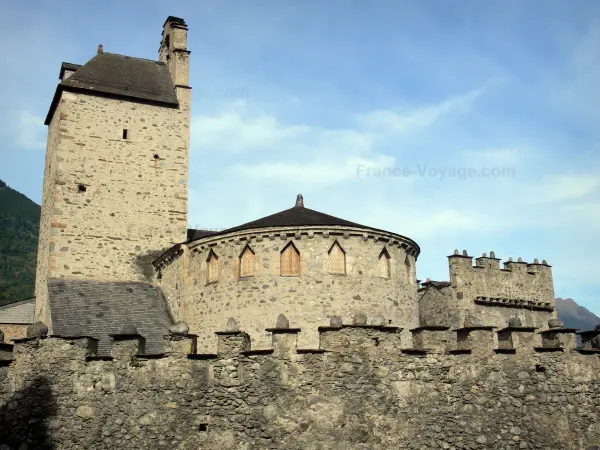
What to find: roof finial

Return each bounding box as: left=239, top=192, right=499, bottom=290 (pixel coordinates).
left=97, top=44, right=104, bottom=54
left=295, top=193, right=304, bottom=208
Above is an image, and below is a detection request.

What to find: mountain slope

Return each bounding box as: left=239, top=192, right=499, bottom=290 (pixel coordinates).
left=556, top=297, right=600, bottom=331
left=0, top=180, right=40, bottom=306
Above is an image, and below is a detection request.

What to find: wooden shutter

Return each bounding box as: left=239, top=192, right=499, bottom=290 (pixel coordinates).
left=281, top=243, right=300, bottom=276
left=240, top=246, right=256, bottom=277
left=328, top=242, right=346, bottom=274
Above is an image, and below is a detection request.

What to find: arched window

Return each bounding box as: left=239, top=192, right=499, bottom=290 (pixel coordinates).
left=281, top=242, right=300, bottom=276
left=378, top=248, right=391, bottom=279
left=328, top=241, right=346, bottom=275
left=404, top=254, right=413, bottom=284
left=239, top=245, right=256, bottom=278
left=206, top=250, right=219, bottom=284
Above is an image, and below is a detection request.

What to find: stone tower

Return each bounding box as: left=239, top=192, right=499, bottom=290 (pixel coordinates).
left=35, top=17, right=192, bottom=329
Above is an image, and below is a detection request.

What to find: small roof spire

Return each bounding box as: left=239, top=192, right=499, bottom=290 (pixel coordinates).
left=295, top=193, right=304, bottom=208
left=97, top=44, right=104, bottom=54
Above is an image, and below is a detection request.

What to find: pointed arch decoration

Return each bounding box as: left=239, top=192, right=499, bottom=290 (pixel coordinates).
left=206, top=249, right=219, bottom=284
left=378, top=247, right=391, bottom=279
left=280, top=241, right=300, bottom=276
left=239, top=244, right=256, bottom=278
left=328, top=241, right=346, bottom=275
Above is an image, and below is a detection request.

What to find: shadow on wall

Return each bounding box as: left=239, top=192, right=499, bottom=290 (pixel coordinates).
left=0, top=375, right=56, bottom=449
left=135, top=249, right=165, bottom=282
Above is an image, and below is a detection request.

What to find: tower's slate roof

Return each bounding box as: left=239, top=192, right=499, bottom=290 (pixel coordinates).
left=185, top=195, right=420, bottom=255
left=45, top=52, right=178, bottom=125
left=48, top=279, right=172, bottom=356
left=185, top=206, right=366, bottom=243
left=0, top=298, right=35, bottom=324
left=220, top=206, right=366, bottom=234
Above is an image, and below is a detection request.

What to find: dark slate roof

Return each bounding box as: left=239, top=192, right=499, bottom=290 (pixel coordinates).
left=221, top=206, right=366, bottom=233
left=0, top=298, right=35, bottom=324
left=45, top=52, right=178, bottom=125
left=187, top=228, right=217, bottom=241
left=48, top=279, right=172, bottom=356
left=59, top=62, right=82, bottom=79
left=186, top=198, right=420, bottom=254
left=421, top=281, right=452, bottom=289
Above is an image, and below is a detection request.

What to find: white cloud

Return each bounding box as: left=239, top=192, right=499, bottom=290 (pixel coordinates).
left=358, top=88, right=483, bottom=135
left=532, top=174, right=598, bottom=203
left=393, top=208, right=482, bottom=238
left=14, top=110, right=45, bottom=150
left=231, top=155, right=398, bottom=185
left=191, top=102, right=310, bottom=154
left=461, top=147, right=525, bottom=166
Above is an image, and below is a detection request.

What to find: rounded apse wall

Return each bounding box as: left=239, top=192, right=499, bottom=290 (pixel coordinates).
left=173, top=226, right=420, bottom=352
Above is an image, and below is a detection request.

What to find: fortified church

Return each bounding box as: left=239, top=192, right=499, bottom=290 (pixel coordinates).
left=29, top=16, right=557, bottom=353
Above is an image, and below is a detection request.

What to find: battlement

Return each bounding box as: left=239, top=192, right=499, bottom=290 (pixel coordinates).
left=3, top=313, right=593, bottom=368
left=445, top=249, right=556, bottom=329
left=3, top=313, right=600, bottom=449
left=448, top=249, right=552, bottom=274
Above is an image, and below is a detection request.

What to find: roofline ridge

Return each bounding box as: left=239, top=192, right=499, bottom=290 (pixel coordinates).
left=181, top=223, right=420, bottom=254
left=100, top=51, right=166, bottom=65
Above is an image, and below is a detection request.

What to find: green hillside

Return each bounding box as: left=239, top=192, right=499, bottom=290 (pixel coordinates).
left=0, top=179, right=40, bottom=306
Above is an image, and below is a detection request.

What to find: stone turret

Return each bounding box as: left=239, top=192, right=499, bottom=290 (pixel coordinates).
left=35, top=17, right=192, bottom=333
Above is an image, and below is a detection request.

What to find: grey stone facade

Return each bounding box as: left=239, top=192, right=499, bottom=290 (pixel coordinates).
left=419, top=251, right=556, bottom=331
left=1, top=321, right=600, bottom=449
left=156, top=224, right=420, bottom=352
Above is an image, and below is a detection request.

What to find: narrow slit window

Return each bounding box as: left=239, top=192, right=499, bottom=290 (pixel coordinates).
left=378, top=248, right=391, bottom=279
left=239, top=245, right=256, bottom=278
left=328, top=241, right=346, bottom=275
left=122, top=129, right=128, bottom=139
left=206, top=250, right=219, bottom=284
left=281, top=242, right=300, bottom=276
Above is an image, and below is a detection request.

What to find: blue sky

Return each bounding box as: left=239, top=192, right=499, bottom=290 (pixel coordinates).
left=1, top=0, right=599, bottom=314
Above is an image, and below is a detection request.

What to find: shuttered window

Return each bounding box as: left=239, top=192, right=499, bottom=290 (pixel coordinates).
left=239, top=245, right=256, bottom=277
left=328, top=241, right=346, bottom=274
left=281, top=242, right=300, bottom=276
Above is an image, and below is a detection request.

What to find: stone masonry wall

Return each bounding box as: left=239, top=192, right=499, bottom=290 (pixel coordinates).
left=0, top=324, right=27, bottom=342
left=472, top=303, right=555, bottom=331
left=448, top=253, right=556, bottom=329
left=419, top=285, right=461, bottom=328
left=34, top=109, right=61, bottom=326
left=158, top=227, right=420, bottom=352
left=1, top=326, right=600, bottom=450
left=35, top=90, right=190, bottom=331
left=157, top=245, right=187, bottom=323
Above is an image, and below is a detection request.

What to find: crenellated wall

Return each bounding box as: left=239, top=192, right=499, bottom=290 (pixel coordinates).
left=156, top=226, right=420, bottom=352
left=1, top=318, right=600, bottom=450
left=447, top=251, right=556, bottom=329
